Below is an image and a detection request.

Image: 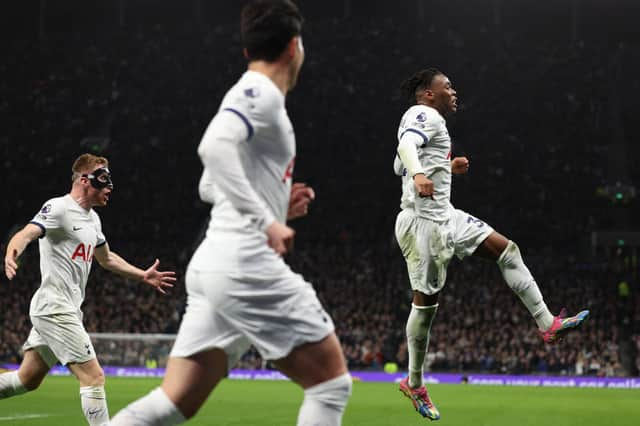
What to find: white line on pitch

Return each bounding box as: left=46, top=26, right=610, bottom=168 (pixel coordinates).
left=0, top=414, right=51, bottom=421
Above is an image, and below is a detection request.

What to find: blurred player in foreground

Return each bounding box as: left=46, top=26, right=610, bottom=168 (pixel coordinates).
left=0, top=153, right=176, bottom=425
left=393, top=68, right=589, bottom=420
left=111, top=1, right=351, bottom=425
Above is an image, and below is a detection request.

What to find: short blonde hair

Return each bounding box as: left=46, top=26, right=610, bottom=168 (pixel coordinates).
left=71, top=153, right=109, bottom=182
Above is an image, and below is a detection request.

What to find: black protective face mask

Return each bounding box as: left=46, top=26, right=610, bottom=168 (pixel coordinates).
left=83, top=167, right=114, bottom=190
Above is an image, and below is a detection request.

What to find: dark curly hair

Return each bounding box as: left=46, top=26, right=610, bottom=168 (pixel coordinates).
left=400, top=68, right=443, bottom=102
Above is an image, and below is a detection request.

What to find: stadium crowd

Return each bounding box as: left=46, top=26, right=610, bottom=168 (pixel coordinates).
left=1, top=3, right=638, bottom=377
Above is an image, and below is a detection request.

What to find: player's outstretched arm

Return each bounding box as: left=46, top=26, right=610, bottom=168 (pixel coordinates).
left=287, top=182, right=315, bottom=220
left=4, top=223, right=43, bottom=280
left=93, top=244, right=176, bottom=294
left=451, top=156, right=469, bottom=174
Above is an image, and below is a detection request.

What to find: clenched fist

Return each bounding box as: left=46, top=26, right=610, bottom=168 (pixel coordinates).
left=413, top=173, right=434, bottom=198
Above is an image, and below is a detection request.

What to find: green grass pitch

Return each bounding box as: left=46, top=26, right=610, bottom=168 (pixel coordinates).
left=1, top=376, right=639, bottom=425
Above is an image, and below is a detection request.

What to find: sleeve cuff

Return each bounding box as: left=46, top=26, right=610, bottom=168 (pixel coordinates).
left=28, top=221, right=46, bottom=238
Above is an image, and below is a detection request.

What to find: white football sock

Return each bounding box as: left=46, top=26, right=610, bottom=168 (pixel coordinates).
left=0, top=371, right=27, bottom=399
left=79, top=386, right=109, bottom=426
left=497, top=240, right=554, bottom=330
left=297, top=373, right=352, bottom=426
left=110, top=387, right=185, bottom=426
left=406, top=303, right=438, bottom=388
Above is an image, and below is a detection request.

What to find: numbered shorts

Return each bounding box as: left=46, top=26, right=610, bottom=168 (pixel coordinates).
left=23, top=312, right=96, bottom=367
left=395, top=208, right=494, bottom=295
left=171, top=237, right=335, bottom=369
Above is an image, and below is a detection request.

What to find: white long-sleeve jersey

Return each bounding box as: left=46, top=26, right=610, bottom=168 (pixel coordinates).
left=396, top=105, right=453, bottom=222
left=196, top=70, right=295, bottom=243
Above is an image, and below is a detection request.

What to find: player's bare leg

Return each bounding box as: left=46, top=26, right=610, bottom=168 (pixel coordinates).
left=68, top=359, right=109, bottom=425
left=474, top=231, right=589, bottom=342
left=68, top=358, right=104, bottom=387
left=0, top=349, right=49, bottom=398
left=161, top=349, right=228, bottom=419
left=110, top=348, right=227, bottom=425
left=273, top=332, right=351, bottom=426
left=472, top=230, right=508, bottom=261
left=399, top=290, right=440, bottom=420
left=17, top=349, right=50, bottom=390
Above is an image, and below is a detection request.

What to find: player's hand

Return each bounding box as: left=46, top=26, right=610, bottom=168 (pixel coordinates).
left=413, top=173, right=434, bottom=198
left=266, top=221, right=295, bottom=256
left=4, top=249, right=19, bottom=280
left=141, top=259, right=176, bottom=294
left=451, top=156, right=470, bottom=174
left=287, top=182, right=315, bottom=220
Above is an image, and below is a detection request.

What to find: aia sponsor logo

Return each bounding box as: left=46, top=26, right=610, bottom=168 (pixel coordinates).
left=71, top=243, right=94, bottom=262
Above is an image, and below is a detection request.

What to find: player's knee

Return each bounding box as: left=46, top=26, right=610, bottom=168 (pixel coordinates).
left=19, top=372, right=44, bottom=391
left=497, top=240, right=534, bottom=292
left=304, top=373, right=352, bottom=412
left=497, top=240, right=519, bottom=263
left=85, top=367, right=106, bottom=387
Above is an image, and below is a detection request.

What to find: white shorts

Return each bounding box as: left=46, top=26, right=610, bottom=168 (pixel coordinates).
left=171, top=235, right=335, bottom=369
left=23, top=312, right=95, bottom=367
left=395, top=208, right=494, bottom=295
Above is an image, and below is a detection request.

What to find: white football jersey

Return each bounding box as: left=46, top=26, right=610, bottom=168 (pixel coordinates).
left=397, top=105, right=453, bottom=221
left=198, top=70, right=295, bottom=239
left=28, top=194, right=106, bottom=316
